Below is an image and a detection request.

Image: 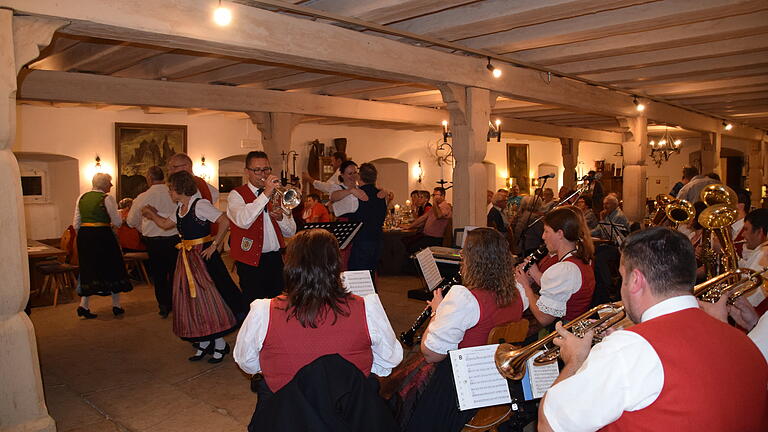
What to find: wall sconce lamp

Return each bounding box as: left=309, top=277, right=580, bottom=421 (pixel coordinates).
left=213, top=0, right=233, bottom=26
left=487, top=119, right=502, bottom=142
left=94, top=155, right=103, bottom=173
left=486, top=57, right=502, bottom=78
left=196, top=155, right=212, bottom=181
left=413, top=160, right=424, bottom=183
left=633, top=96, right=645, bottom=112
left=723, top=121, right=733, bottom=131
left=442, top=120, right=452, bottom=143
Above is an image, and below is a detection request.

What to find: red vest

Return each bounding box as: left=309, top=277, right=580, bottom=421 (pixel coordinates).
left=260, top=295, right=373, bottom=392
left=229, top=184, right=285, bottom=266
left=539, top=254, right=595, bottom=321
left=193, top=176, right=218, bottom=235
left=601, top=308, right=768, bottom=432
left=563, top=256, right=595, bottom=321
left=459, top=288, right=524, bottom=348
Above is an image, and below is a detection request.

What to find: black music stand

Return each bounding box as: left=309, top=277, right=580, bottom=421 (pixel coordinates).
left=596, top=220, right=629, bottom=246
left=300, top=221, right=362, bottom=249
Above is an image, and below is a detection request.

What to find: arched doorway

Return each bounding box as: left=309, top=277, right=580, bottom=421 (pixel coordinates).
left=370, top=157, right=408, bottom=206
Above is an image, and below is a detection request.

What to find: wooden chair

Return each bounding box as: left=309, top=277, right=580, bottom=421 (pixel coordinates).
left=123, top=251, right=152, bottom=288
left=34, top=226, right=79, bottom=306
left=462, top=319, right=530, bottom=432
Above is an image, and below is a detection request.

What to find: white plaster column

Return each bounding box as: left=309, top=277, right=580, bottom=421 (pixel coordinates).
left=248, top=112, right=302, bottom=174
left=0, top=11, right=62, bottom=432
left=747, top=139, right=762, bottom=207
left=560, top=138, right=579, bottom=189
left=438, top=85, right=491, bottom=228
left=700, top=132, right=722, bottom=176
left=618, top=116, right=648, bottom=223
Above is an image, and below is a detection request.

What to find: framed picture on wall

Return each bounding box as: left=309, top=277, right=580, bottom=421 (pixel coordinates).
left=506, top=143, right=530, bottom=195
left=115, top=123, right=187, bottom=200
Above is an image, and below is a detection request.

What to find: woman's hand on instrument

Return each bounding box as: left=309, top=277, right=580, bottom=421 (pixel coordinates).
left=728, top=296, right=760, bottom=331
left=427, top=287, right=444, bottom=312
left=514, top=264, right=532, bottom=287
left=552, top=321, right=593, bottom=367
left=201, top=243, right=216, bottom=260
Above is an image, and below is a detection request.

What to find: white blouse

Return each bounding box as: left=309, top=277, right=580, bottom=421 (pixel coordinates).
left=423, top=284, right=529, bottom=355
left=329, top=183, right=359, bottom=217
left=536, top=253, right=583, bottom=318
left=233, top=294, right=403, bottom=377
left=168, top=196, right=222, bottom=223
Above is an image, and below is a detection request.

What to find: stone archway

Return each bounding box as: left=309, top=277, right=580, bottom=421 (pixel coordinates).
left=369, top=157, right=408, bottom=206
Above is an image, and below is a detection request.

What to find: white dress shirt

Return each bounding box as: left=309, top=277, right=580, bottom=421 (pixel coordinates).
left=749, top=312, right=768, bottom=363
left=233, top=294, right=403, bottom=376
left=73, top=189, right=122, bottom=230
left=203, top=181, right=220, bottom=205
left=738, top=240, right=768, bottom=306
left=535, top=252, right=583, bottom=318
left=731, top=217, right=745, bottom=239
left=312, top=169, right=342, bottom=194
left=126, top=184, right=178, bottom=237
left=328, top=183, right=359, bottom=217
left=542, top=295, right=699, bottom=432
left=226, top=183, right=297, bottom=253
left=423, top=284, right=529, bottom=355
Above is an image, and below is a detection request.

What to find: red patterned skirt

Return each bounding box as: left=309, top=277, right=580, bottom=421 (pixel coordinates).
left=172, top=243, right=237, bottom=341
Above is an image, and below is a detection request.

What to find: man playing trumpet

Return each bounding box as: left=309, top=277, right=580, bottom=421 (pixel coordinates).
left=538, top=227, right=767, bottom=431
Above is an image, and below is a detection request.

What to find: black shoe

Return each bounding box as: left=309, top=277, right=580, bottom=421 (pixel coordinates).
left=76, top=307, right=97, bottom=319
left=188, top=344, right=213, bottom=362
left=112, top=307, right=125, bottom=316
left=207, top=343, right=230, bottom=364
left=158, top=305, right=170, bottom=319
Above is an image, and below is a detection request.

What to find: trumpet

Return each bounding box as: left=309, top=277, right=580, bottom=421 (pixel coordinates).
left=270, top=185, right=302, bottom=216
left=495, top=302, right=627, bottom=380
left=694, top=267, right=767, bottom=305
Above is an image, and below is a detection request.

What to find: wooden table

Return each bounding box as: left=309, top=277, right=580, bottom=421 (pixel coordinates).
left=26, top=240, right=67, bottom=260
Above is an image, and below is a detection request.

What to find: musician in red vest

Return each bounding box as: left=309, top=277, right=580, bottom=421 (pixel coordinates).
left=539, top=227, right=768, bottom=432
left=227, top=151, right=296, bottom=303
left=516, top=206, right=595, bottom=326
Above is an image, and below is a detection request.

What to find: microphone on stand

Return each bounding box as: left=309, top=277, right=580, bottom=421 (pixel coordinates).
left=537, top=173, right=556, bottom=180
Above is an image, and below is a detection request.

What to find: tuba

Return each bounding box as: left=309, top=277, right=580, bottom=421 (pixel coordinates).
left=495, top=302, right=627, bottom=380
left=651, top=194, right=676, bottom=226
left=664, top=199, right=695, bottom=228
left=698, top=183, right=739, bottom=277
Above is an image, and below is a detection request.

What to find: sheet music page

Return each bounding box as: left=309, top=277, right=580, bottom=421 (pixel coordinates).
left=449, top=344, right=511, bottom=411
left=341, top=270, right=376, bottom=297
left=415, top=248, right=442, bottom=290
left=521, top=350, right=560, bottom=400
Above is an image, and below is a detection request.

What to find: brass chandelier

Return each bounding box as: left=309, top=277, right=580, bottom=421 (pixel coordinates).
left=649, top=125, right=682, bottom=167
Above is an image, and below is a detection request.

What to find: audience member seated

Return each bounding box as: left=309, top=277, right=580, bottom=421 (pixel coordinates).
left=591, top=194, right=629, bottom=242
left=301, top=193, right=331, bottom=223
left=117, top=198, right=146, bottom=253
left=403, top=187, right=452, bottom=253
left=234, top=229, right=402, bottom=414
left=487, top=191, right=509, bottom=233
left=574, top=194, right=598, bottom=229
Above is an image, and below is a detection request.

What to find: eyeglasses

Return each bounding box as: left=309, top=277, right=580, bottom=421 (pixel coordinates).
left=246, top=167, right=272, bottom=174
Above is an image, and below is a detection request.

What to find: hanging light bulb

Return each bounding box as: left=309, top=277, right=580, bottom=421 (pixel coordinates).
left=633, top=96, right=645, bottom=112
left=213, top=0, right=232, bottom=26
left=486, top=57, right=502, bottom=78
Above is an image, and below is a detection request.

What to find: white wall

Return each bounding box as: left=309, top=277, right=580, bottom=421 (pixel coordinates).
left=16, top=156, right=79, bottom=240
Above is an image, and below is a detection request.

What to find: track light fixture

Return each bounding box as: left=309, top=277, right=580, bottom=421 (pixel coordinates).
left=633, top=96, right=645, bottom=112
left=213, top=0, right=232, bottom=26
left=723, top=121, right=733, bottom=131
left=486, top=57, right=502, bottom=78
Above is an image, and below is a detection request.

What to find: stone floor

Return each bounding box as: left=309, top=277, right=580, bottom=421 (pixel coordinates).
left=30, top=276, right=427, bottom=432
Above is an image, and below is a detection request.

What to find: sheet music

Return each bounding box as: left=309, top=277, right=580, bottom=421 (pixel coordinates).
left=415, top=248, right=442, bottom=290
left=449, top=344, right=511, bottom=411
left=341, top=270, right=375, bottom=297
left=521, top=350, right=560, bottom=400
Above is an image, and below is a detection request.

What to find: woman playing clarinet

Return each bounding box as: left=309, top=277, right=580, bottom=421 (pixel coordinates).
left=516, top=206, right=595, bottom=326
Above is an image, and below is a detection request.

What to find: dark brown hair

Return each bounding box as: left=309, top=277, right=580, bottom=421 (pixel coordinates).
left=621, top=227, right=696, bottom=296
left=461, top=228, right=517, bottom=307
left=167, top=171, right=198, bottom=196
left=543, top=206, right=594, bottom=264
left=283, top=229, right=351, bottom=328
left=245, top=151, right=269, bottom=167
left=358, top=162, right=378, bottom=184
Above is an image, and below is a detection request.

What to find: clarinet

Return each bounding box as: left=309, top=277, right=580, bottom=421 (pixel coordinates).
left=399, top=273, right=462, bottom=347
left=522, top=244, right=549, bottom=271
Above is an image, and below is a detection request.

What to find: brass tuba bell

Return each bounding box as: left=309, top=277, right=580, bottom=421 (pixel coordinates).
left=700, top=183, right=738, bottom=209
left=699, top=203, right=739, bottom=273
left=664, top=199, right=695, bottom=228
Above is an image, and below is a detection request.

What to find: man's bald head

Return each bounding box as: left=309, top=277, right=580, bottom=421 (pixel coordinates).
left=167, top=153, right=193, bottom=175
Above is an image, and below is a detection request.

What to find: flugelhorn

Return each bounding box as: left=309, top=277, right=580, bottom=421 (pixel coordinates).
left=495, top=302, right=626, bottom=380
left=694, top=267, right=767, bottom=305
left=270, top=185, right=301, bottom=216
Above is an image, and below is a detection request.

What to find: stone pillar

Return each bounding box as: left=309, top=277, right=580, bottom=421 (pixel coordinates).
left=438, top=84, right=491, bottom=228
left=618, top=116, right=648, bottom=223
left=0, top=11, right=62, bottom=432
left=747, top=139, right=762, bottom=207
left=560, top=138, right=579, bottom=189
left=248, top=112, right=302, bottom=175
left=700, top=132, right=722, bottom=176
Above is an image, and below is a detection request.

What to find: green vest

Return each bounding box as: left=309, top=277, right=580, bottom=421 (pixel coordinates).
left=78, top=191, right=110, bottom=224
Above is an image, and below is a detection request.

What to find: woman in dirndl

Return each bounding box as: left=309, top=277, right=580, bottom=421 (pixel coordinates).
left=73, top=173, right=132, bottom=319
left=142, top=170, right=244, bottom=363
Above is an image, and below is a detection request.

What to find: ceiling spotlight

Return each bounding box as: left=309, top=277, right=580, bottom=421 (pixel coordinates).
left=487, top=57, right=502, bottom=78
left=723, top=121, right=733, bottom=131
left=214, top=1, right=232, bottom=26
left=633, top=96, right=645, bottom=112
